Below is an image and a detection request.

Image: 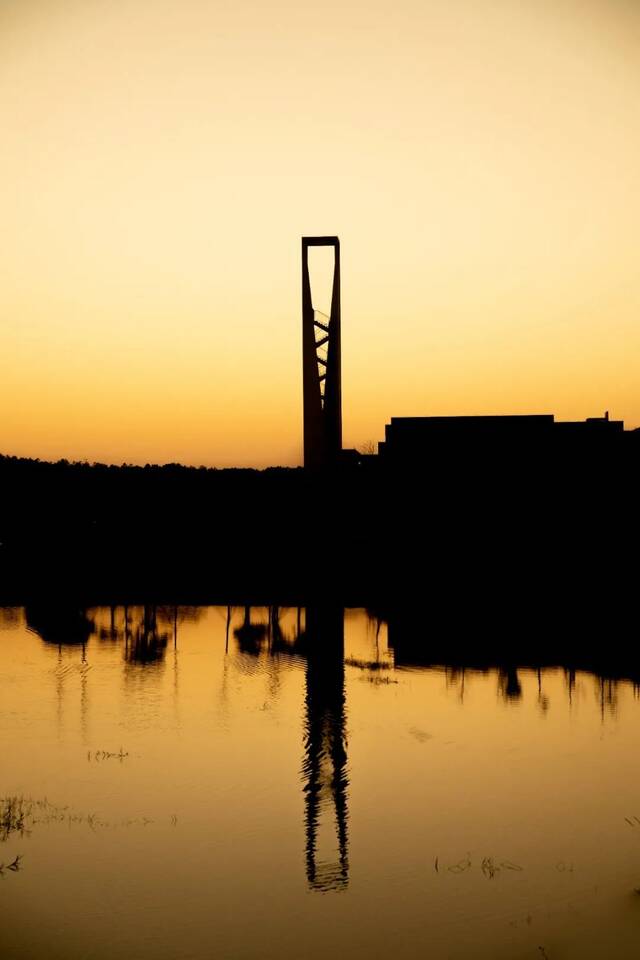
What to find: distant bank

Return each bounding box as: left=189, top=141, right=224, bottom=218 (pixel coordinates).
left=0, top=451, right=638, bottom=626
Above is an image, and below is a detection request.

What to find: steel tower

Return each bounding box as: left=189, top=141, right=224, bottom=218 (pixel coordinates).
left=302, top=236, right=342, bottom=469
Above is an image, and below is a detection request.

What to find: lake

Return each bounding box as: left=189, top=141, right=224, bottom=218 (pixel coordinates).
left=1, top=604, right=640, bottom=959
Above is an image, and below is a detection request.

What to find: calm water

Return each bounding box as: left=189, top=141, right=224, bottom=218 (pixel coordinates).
left=2, top=605, right=640, bottom=959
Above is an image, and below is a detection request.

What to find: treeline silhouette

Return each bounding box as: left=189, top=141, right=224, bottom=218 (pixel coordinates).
left=1, top=449, right=638, bottom=639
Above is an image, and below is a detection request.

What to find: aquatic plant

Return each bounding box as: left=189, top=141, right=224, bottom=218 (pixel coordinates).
left=359, top=675, right=398, bottom=685
left=0, top=797, right=27, bottom=841
left=87, top=749, right=129, bottom=762
left=344, top=657, right=393, bottom=672
left=442, top=854, right=523, bottom=877
left=0, top=795, right=169, bottom=837
left=0, top=854, right=22, bottom=874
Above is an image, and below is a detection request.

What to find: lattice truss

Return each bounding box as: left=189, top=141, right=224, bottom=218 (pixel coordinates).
left=313, top=309, right=330, bottom=407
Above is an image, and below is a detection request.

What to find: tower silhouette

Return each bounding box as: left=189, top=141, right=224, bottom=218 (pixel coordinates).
left=302, top=237, right=342, bottom=469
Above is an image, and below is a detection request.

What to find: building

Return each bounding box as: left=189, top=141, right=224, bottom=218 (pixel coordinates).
left=378, top=413, right=624, bottom=464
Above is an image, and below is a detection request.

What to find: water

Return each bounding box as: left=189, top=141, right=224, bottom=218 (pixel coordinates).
left=1, top=605, right=640, bottom=959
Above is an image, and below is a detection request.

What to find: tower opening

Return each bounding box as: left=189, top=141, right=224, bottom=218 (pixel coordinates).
left=302, top=236, right=342, bottom=469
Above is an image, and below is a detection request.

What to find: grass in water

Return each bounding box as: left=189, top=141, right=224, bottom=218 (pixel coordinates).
left=0, top=854, right=22, bottom=874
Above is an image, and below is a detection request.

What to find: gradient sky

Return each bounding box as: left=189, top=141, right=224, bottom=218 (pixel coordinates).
left=1, top=0, right=639, bottom=466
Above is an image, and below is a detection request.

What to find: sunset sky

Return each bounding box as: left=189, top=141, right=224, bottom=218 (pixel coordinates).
left=1, top=0, right=639, bottom=467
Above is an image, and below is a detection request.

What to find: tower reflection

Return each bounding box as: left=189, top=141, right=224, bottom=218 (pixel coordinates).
left=227, top=603, right=351, bottom=892
left=300, top=606, right=349, bottom=892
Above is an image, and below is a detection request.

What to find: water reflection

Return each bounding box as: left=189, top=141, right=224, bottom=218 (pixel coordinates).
left=25, top=604, right=94, bottom=647
left=226, top=603, right=349, bottom=891
left=498, top=666, right=522, bottom=702
left=234, top=605, right=269, bottom=654
left=17, top=600, right=640, bottom=899
left=32, top=604, right=205, bottom=666
left=22, top=601, right=640, bottom=707
left=301, top=606, right=349, bottom=892
left=7, top=602, right=640, bottom=959
left=123, top=605, right=169, bottom=665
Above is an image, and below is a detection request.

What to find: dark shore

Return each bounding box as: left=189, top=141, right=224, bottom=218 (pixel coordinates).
left=1, top=447, right=640, bottom=682
left=1, top=448, right=637, bottom=614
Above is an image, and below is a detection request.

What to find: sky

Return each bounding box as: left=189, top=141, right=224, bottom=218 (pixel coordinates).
left=1, top=0, right=639, bottom=467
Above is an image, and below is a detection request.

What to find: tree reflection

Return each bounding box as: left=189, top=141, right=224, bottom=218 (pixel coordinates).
left=25, top=605, right=94, bottom=648
left=124, top=606, right=169, bottom=665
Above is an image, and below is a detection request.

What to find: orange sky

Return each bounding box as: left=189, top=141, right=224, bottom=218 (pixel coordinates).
left=1, top=0, right=639, bottom=466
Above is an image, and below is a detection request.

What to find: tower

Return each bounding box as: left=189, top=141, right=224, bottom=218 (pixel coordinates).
left=302, top=236, right=342, bottom=469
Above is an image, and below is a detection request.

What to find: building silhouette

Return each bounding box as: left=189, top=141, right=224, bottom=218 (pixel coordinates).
left=300, top=236, right=630, bottom=470
left=378, top=412, right=625, bottom=464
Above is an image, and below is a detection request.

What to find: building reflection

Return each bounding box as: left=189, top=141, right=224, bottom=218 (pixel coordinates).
left=381, top=605, right=640, bottom=714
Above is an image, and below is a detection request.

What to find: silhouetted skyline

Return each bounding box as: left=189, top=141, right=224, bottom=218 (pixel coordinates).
left=4, top=4, right=640, bottom=956
left=2, top=2, right=640, bottom=467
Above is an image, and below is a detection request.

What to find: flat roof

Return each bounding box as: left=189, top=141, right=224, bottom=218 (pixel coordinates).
left=391, top=413, right=555, bottom=423
left=388, top=415, right=555, bottom=426
left=301, top=236, right=339, bottom=247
